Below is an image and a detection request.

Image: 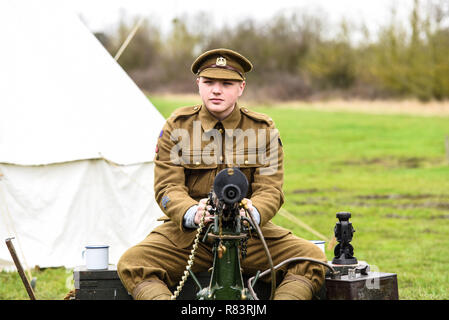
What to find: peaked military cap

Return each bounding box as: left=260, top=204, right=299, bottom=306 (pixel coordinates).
left=191, top=48, right=253, bottom=81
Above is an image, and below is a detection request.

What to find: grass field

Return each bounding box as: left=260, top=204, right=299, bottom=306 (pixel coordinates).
left=1, top=95, right=448, bottom=300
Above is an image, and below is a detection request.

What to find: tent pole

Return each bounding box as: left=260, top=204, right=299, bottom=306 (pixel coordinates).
left=114, top=16, right=144, bottom=61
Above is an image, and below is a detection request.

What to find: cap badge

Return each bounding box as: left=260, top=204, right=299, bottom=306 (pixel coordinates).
left=216, top=57, right=226, bottom=66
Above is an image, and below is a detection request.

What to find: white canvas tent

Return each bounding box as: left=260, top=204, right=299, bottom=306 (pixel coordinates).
left=0, top=1, right=165, bottom=269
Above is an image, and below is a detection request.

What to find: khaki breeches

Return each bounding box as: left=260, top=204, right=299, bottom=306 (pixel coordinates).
left=117, top=228, right=326, bottom=300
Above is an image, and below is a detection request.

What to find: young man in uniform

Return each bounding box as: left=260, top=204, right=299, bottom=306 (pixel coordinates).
left=117, top=48, right=326, bottom=300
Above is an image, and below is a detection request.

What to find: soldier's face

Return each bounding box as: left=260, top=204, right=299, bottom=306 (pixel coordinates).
left=197, top=77, right=246, bottom=120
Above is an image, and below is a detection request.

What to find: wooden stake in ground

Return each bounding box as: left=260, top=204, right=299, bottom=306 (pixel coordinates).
left=5, top=238, right=36, bottom=300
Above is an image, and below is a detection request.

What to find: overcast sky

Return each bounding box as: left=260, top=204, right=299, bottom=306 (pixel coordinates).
left=66, top=0, right=416, bottom=35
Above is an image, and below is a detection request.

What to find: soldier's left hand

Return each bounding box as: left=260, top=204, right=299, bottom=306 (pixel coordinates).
left=239, top=198, right=253, bottom=216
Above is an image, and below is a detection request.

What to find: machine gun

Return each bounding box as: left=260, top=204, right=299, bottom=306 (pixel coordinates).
left=176, top=167, right=335, bottom=300
left=195, top=167, right=263, bottom=300
left=169, top=167, right=339, bottom=300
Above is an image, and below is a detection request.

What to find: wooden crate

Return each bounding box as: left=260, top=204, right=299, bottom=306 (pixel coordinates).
left=325, top=272, right=399, bottom=300
left=74, top=265, right=132, bottom=300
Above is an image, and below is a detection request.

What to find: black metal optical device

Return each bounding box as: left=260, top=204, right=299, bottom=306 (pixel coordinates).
left=332, top=212, right=358, bottom=265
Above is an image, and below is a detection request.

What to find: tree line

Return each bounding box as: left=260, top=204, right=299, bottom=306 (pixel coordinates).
left=94, top=0, right=449, bottom=102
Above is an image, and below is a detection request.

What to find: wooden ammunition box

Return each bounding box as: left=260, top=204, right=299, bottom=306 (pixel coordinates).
left=325, top=272, right=399, bottom=300
left=74, top=265, right=132, bottom=300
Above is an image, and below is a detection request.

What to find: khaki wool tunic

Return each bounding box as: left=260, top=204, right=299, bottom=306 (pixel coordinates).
left=117, top=103, right=326, bottom=299
left=153, top=103, right=289, bottom=246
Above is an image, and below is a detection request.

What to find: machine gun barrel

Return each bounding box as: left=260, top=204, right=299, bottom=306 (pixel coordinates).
left=212, top=167, right=248, bottom=205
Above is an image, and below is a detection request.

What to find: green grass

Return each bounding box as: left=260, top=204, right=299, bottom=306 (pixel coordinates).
left=0, top=267, right=73, bottom=300
left=2, top=95, right=448, bottom=299
left=264, top=106, right=449, bottom=300
left=259, top=105, right=449, bottom=300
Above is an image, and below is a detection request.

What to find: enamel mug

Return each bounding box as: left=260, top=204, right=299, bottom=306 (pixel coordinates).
left=82, top=245, right=109, bottom=270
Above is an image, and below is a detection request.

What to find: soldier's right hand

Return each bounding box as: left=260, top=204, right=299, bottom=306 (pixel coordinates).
left=194, top=198, right=213, bottom=225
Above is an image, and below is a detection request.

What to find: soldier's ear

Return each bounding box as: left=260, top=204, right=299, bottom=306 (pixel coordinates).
left=238, top=80, right=246, bottom=96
